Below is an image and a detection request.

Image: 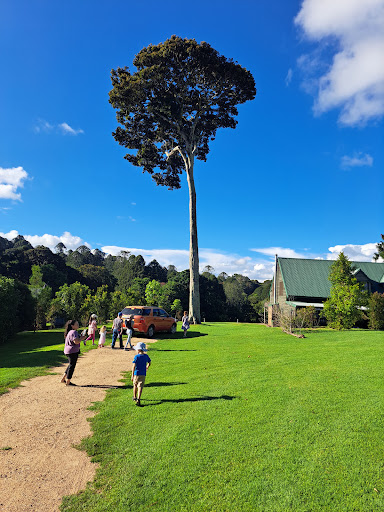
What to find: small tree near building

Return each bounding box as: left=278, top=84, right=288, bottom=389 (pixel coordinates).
left=323, top=252, right=366, bottom=330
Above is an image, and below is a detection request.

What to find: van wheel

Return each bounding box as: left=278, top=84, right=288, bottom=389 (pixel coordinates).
left=170, top=323, right=177, bottom=334
left=147, top=325, right=155, bottom=338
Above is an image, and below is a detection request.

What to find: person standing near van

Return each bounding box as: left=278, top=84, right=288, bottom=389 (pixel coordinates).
left=124, top=315, right=134, bottom=350
left=181, top=311, right=190, bottom=337
left=111, top=312, right=123, bottom=349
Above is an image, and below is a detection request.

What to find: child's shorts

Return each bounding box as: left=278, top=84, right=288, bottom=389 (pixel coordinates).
left=133, top=375, right=146, bottom=388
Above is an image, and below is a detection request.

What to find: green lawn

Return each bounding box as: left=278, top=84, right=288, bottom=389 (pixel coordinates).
left=2, top=324, right=384, bottom=510
left=0, top=327, right=106, bottom=395
left=58, top=323, right=384, bottom=511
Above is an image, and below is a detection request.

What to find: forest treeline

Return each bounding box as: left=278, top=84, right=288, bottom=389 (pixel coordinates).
left=0, top=235, right=271, bottom=341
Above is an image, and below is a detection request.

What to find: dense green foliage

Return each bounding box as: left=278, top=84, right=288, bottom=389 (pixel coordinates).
left=56, top=324, right=384, bottom=511
left=109, top=35, right=256, bottom=189
left=323, top=252, right=366, bottom=329
left=0, top=275, right=35, bottom=343
left=368, top=292, right=384, bottom=330
left=0, top=235, right=270, bottom=329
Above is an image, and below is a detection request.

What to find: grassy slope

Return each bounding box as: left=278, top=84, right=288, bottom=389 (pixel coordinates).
left=56, top=324, right=384, bottom=511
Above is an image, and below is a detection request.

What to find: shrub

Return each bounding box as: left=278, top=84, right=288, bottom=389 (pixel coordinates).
left=368, top=292, right=384, bottom=330
left=294, top=306, right=316, bottom=331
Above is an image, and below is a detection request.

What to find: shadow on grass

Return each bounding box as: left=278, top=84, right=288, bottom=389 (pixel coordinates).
left=150, top=348, right=197, bottom=352
left=141, top=394, right=236, bottom=407
left=0, top=330, right=93, bottom=369
left=173, top=332, right=208, bottom=339
left=78, top=384, right=130, bottom=389
left=1, top=333, right=69, bottom=369
left=134, top=332, right=208, bottom=340
left=77, top=381, right=187, bottom=390
left=145, top=381, right=187, bottom=388
left=2, top=349, right=67, bottom=368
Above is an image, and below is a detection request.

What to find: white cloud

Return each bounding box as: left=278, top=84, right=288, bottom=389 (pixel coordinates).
left=285, top=68, right=293, bottom=86
left=101, top=245, right=275, bottom=280
left=251, top=243, right=380, bottom=265
left=326, top=243, right=378, bottom=261
left=102, top=245, right=190, bottom=269
left=0, top=229, right=19, bottom=240
left=250, top=247, right=306, bottom=258
left=295, top=0, right=384, bottom=125
left=341, top=152, right=373, bottom=169
left=58, top=122, right=84, bottom=135
left=34, top=119, right=84, bottom=135
left=0, top=230, right=90, bottom=251
left=0, top=166, right=29, bottom=201
left=33, top=119, right=54, bottom=133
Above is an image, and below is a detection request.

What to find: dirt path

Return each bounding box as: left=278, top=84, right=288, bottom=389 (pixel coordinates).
left=0, top=343, right=151, bottom=512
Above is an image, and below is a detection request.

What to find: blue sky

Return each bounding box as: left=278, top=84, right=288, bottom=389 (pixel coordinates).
left=1, top=0, right=383, bottom=280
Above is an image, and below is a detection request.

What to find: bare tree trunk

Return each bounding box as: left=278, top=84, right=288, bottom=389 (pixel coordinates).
left=186, top=156, right=201, bottom=324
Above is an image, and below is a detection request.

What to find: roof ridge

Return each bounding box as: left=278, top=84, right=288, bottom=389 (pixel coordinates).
left=277, top=256, right=383, bottom=265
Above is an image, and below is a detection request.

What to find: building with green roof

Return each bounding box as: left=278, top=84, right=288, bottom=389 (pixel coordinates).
left=267, top=257, right=384, bottom=325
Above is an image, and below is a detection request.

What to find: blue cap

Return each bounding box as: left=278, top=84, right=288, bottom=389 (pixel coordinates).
left=118, top=312, right=122, bottom=316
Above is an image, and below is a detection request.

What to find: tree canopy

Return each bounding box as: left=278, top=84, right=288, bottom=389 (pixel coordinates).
left=109, top=35, right=256, bottom=189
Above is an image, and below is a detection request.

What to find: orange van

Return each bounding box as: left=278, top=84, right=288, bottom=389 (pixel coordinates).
left=121, top=306, right=177, bottom=338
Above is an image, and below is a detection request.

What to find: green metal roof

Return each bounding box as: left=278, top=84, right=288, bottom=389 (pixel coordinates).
left=278, top=258, right=384, bottom=298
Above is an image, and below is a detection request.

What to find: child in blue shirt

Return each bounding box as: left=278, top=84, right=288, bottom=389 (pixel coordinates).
left=131, top=342, right=151, bottom=407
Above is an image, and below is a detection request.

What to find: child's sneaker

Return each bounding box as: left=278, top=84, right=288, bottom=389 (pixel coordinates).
left=136, top=399, right=141, bottom=407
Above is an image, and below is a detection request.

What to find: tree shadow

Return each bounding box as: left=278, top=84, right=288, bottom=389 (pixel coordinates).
left=1, top=330, right=67, bottom=369
left=140, top=394, right=236, bottom=407
left=2, top=349, right=67, bottom=369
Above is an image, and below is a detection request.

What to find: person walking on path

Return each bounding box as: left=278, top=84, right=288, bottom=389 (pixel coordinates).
left=61, top=320, right=88, bottom=386
left=131, top=342, right=151, bottom=407
left=124, top=315, right=134, bottom=350
left=181, top=311, right=190, bottom=337
left=111, top=312, right=124, bottom=349
left=84, top=314, right=97, bottom=346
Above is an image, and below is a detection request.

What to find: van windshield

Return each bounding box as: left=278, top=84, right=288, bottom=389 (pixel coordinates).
left=121, top=307, right=151, bottom=316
